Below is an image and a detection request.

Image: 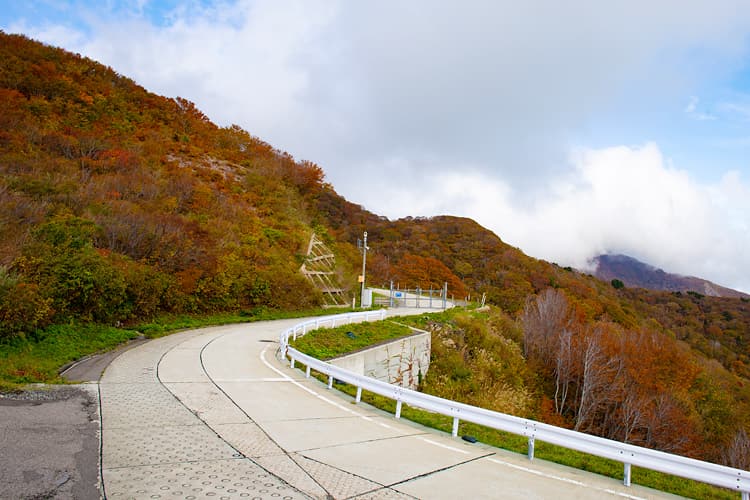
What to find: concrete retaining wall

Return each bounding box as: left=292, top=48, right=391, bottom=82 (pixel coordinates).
left=328, top=329, right=431, bottom=390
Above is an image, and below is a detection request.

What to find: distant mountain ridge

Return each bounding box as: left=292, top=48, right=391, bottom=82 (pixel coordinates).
left=593, top=254, right=749, bottom=298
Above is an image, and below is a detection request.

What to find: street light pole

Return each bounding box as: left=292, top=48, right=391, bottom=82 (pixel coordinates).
left=360, top=231, right=367, bottom=308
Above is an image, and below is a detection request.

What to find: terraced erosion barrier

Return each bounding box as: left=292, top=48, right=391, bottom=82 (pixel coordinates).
left=279, top=309, right=750, bottom=499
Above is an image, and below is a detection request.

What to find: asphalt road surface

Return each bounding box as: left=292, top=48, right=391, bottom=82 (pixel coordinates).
left=0, top=385, right=100, bottom=499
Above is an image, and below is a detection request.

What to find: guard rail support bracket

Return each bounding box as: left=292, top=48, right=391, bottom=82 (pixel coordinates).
left=305, top=366, right=311, bottom=378
left=327, top=375, right=333, bottom=389
left=528, top=437, right=535, bottom=461
left=623, top=463, right=631, bottom=487
left=742, top=491, right=749, bottom=500
left=452, top=417, right=459, bottom=437
left=355, top=386, right=362, bottom=403
left=395, top=400, right=402, bottom=419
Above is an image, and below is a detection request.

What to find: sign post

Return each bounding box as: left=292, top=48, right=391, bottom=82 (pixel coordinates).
left=359, top=231, right=368, bottom=308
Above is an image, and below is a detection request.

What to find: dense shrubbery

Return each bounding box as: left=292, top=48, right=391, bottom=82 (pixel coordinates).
left=0, top=32, right=333, bottom=338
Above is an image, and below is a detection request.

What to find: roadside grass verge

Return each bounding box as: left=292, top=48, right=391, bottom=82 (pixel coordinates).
left=293, top=315, right=737, bottom=500
left=0, top=306, right=358, bottom=391
left=0, top=324, right=138, bottom=390
left=289, top=321, right=414, bottom=359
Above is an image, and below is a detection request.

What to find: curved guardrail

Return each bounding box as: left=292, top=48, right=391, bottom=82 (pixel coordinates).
left=279, top=310, right=749, bottom=499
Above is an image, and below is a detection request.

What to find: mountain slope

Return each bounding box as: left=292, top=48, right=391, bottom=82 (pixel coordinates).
left=0, top=31, right=352, bottom=334
left=2, top=32, right=749, bottom=466
left=594, top=254, right=749, bottom=299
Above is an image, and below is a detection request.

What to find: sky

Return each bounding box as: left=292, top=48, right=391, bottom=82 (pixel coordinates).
left=2, top=0, right=750, bottom=292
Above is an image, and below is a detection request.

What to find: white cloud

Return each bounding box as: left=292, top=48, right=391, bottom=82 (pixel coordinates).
left=6, top=1, right=750, bottom=292
left=368, top=144, right=750, bottom=293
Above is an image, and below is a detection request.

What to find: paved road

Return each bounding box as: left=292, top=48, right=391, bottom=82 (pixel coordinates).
left=99, top=313, right=680, bottom=499
left=0, top=386, right=100, bottom=499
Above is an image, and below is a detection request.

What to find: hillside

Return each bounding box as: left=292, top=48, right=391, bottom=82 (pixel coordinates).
left=1, top=32, right=749, bottom=469
left=0, top=31, right=360, bottom=336
left=594, top=254, right=749, bottom=299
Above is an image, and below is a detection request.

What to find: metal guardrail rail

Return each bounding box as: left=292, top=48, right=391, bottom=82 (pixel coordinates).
left=279, top=310, right=749, bottom=498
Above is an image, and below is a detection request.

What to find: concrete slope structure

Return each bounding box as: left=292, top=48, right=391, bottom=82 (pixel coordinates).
left=99, top=313, right=680, bottom=499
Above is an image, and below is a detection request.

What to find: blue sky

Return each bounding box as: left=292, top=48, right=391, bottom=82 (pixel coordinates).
left=3, top=1, right=750, bottom=292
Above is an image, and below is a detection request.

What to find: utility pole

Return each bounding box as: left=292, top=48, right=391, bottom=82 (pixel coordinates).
left=359, top=231, right=368, bottom=308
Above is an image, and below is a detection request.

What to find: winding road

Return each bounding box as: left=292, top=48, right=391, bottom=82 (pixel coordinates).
left=98, top=313, right=678, bottom=499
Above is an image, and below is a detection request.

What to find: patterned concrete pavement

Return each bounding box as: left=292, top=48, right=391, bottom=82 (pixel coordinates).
left=99, top=314, right=680, bottom=499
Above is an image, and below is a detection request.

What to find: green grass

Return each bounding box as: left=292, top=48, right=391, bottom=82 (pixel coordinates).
left=290, top=320, right=414, bottom=359
left=0, top=324, right=138, bottom=389
left=0, top=305, right=356, bottom=390
left=292, top=312, right=738, bottom=500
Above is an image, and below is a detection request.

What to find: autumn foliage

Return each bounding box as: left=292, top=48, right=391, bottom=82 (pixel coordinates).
left=2, top=32, right=749, bottom=468
left=0, top=32, right=333, bottom=334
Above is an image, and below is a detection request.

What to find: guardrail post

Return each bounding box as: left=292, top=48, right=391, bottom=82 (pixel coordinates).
left=290, top=358, right=295, bottom=369
left=452, top=417, right=459, bottom=437
left=327, top=375, right=333, bottom=389
left=742, top=491, right=749, bottom=500
left=395, top=400, right=402, bottom=419
left=356, top=386, right=362, bottom=403
left=528, top=437, right=535, bottom=460
left=305, top=365, right=311, bottom=378
left=623, top=463, right=631, bottom=487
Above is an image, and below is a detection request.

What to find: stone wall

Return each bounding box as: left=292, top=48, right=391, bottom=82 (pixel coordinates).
left=328, top=329, right=431, bottom=390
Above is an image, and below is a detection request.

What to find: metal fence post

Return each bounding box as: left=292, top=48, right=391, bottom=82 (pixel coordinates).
left=356, top=386, right=362, bottom=403
left=452, top=417, right=459, bottom=437
left=528, top=437, right=535, bottom=460
left=623, top=463, right=631, bottom=487
left=395, top=400, right=402, bottom=419
left=305, top=366, right=311, bottom=378
left=327, top=375, right=333, bottom=389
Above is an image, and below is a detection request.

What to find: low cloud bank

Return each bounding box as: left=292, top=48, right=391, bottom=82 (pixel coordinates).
left=356, top=144, right=750, bottom=293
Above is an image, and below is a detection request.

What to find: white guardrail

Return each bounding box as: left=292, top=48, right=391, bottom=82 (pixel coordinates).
left=279, top=310, right=749, bottom=499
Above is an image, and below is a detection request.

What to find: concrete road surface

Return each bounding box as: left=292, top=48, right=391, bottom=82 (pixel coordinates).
left=98, top=312, right=681, bottom=499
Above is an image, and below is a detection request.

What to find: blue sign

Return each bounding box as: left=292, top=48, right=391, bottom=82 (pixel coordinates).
left=395, top=292, right=403, bottom=298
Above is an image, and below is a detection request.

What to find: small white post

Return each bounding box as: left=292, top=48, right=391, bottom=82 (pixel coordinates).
left=327, top=375, right=333, bottom=389
left=355, top=386, right=362, bottom=403
left=290, top=358, right=295, bottom=369
left=395, top=400, right=402, bottom=419
left=623, top=463, right=631, bottom=487
left=741, top=491, right=749, bottom=500
left=305, top=366, right=311, bottom=378
left=452, top=417, right=459, bottom=437
left=528, top=437, right=535, bottom=460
